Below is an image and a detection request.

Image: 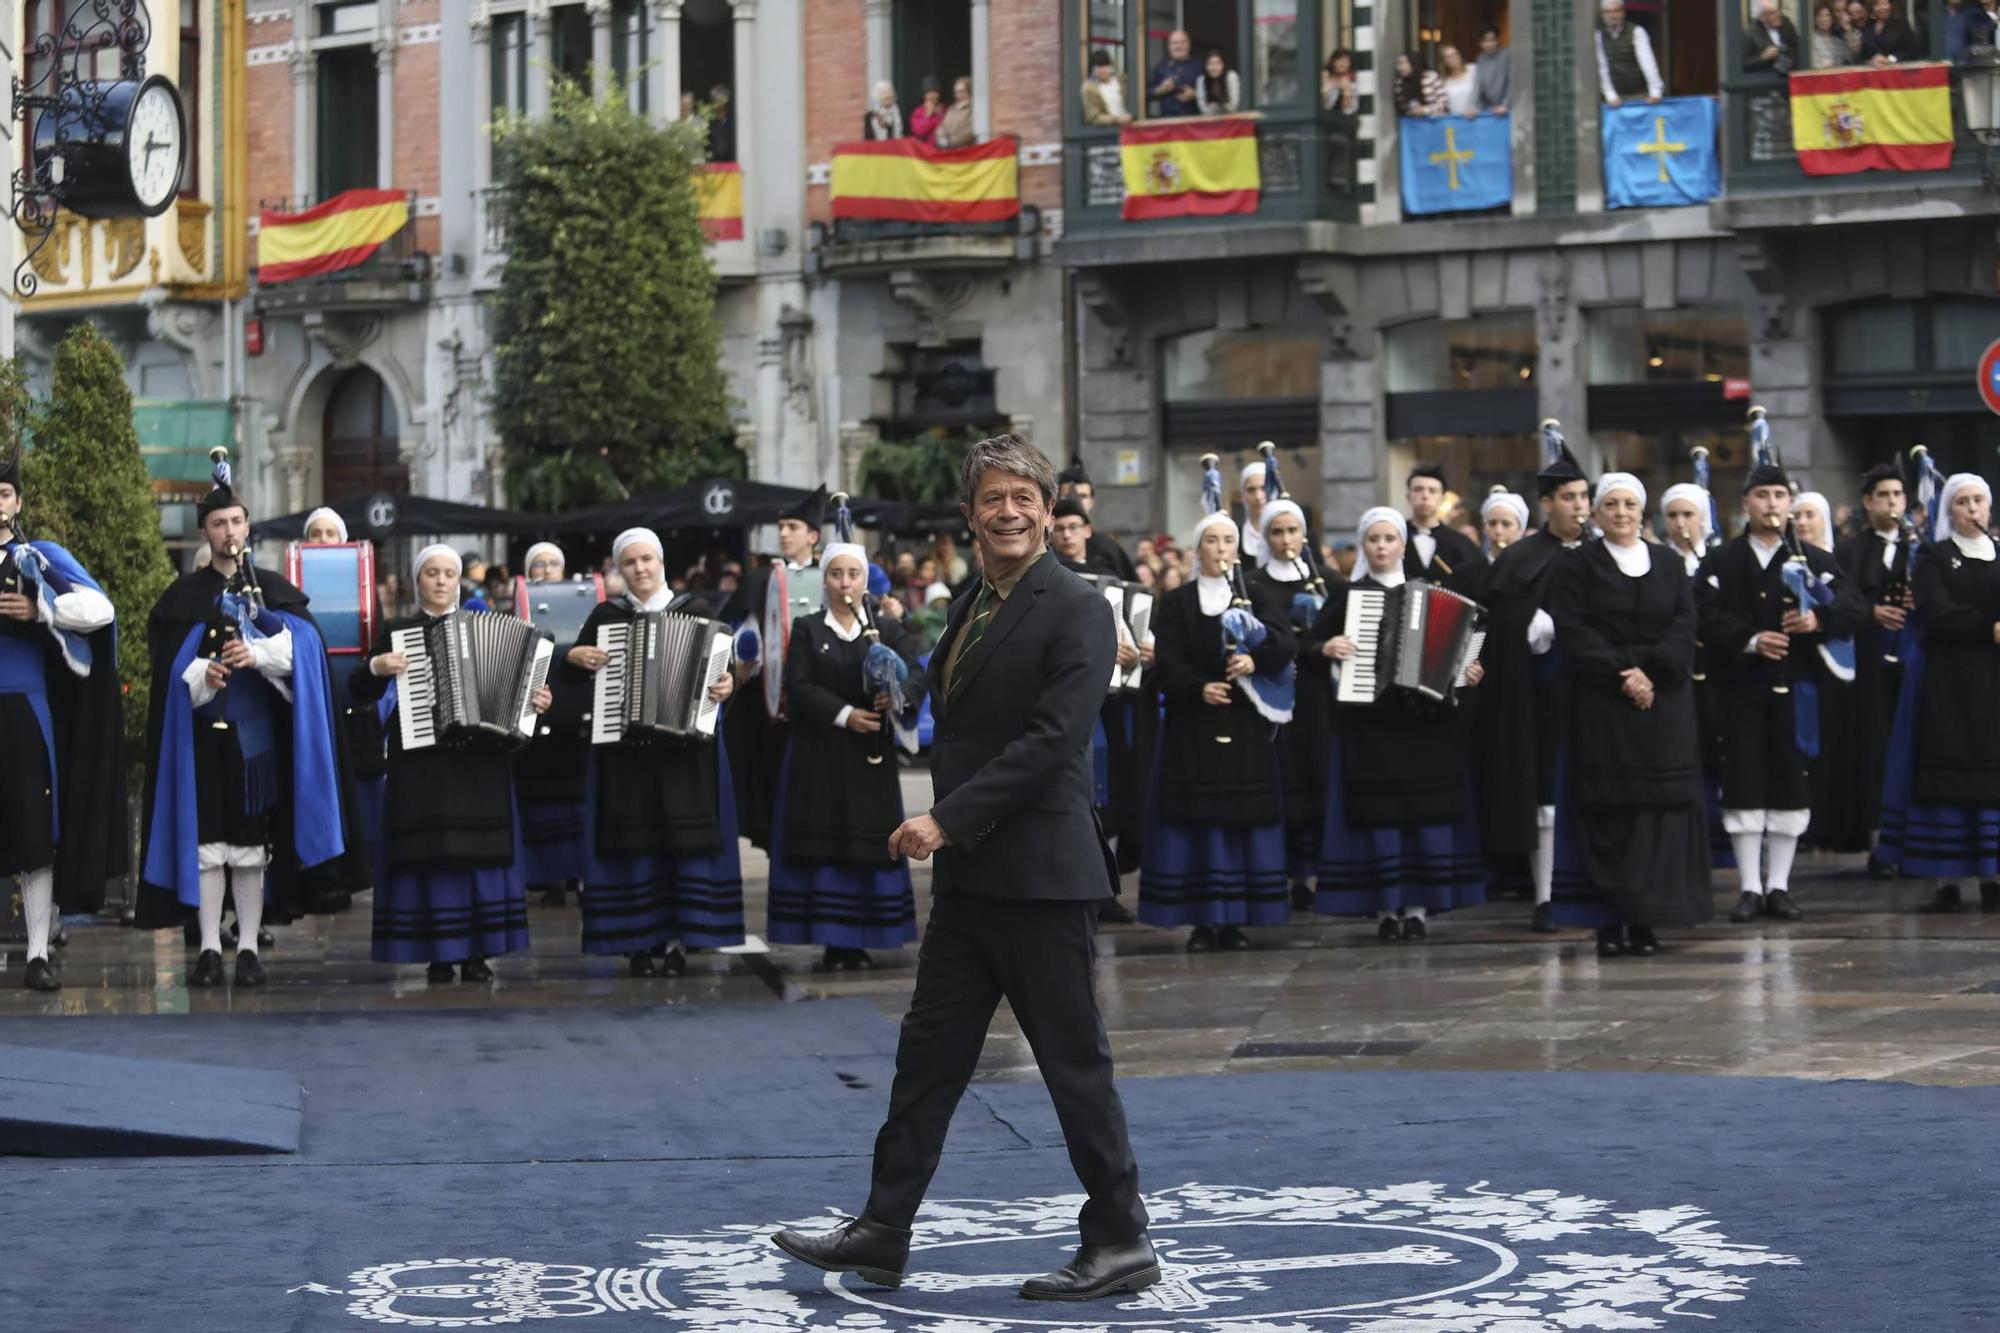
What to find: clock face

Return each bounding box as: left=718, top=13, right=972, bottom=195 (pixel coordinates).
left=127, top=80, right=185, bottom=212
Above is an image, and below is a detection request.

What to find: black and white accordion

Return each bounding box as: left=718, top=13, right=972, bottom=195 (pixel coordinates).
left=391, top=612, right=556, bottom=751
left=1334, top=580, right=1487, bottom=707
left=590, top=610, right=734, bottom=745
left=1078, top=573, right=1154, bottom=694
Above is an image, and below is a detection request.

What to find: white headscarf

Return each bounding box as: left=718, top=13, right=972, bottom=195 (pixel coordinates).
left=522, top=541, right=565, bottom=579
left=1193, top=510, right=1239, bottom=549
left=1938, top=474, right=1991, bottom=535
left=1259, top=497, right=1306, bottom=539
left=1594, top=472, right=1647, bottom=512
left=1791, top=491, right=1834, bottom=551
left=1355, top=505, right=1407, bottom=550
left=302, top=507, right=348, bottom=542
left=1480, top=490, right=1529, bottom=531
left=1660, top=482, right=1712, bottom=543
left=1240, top=461, right=1268, bottom=490
left=612, top=527, right=664, bottom=567
left=412, top=543, right=461, bottom=585
left=820, top=544, right=867, bottom=608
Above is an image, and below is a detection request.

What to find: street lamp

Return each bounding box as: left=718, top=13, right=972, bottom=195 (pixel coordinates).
left=1964, top=45, right=2000, bottom=192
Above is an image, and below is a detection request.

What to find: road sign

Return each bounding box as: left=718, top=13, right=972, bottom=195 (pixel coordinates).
left=1979, top=338, right=2000, bottom=417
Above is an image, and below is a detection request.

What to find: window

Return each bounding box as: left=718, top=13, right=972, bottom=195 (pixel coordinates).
left=1163, top=327, right=1321, bottom=401
left=613, top=0, right=651, bottom=113
left=1083, top=0, right=1127, bottom=81
left=894, top=0, right=972, bottom=113
left=180, top=5, right=201, bottom=198
left=551, top=4, right=593, bottom=91
left=321, top=1, right=379, bottom=36
left=1386, top=314, right=1536, bottom=393
left=317, top=46, right=379, bottom=195
left=322, top=367, right=407, bottom=503
left=1585, top=307, right=1749, bottom=385
left=1252, top=0, right=1300, bottom=108
left=492, top=12, right=529, bottom=117
left=681, top=0, right=736, bottom=123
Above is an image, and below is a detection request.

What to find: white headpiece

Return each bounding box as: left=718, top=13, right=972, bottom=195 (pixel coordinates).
left=1595, top=472, right=1647, bottom=512
left=302, top=507, right=347, bottom=542
left=1939, top=474, right=1992, bottom=531
left=1660, top=482, right=1712, bottom=539
left=1193, top=510, right=1239, bottom=548
left=1480, top=490, right=1529, bottom=530
left=821, top=542, right=867, bottom=575
left=1240, top=460, right=1268, bottom=490
left=1791, top=491, right=1834, bottom=551
left=1356, top=505, right=1408, bottom=548
left=1259, top=497, right=1306, bottom=538
left=412, top=543, right=461, bottom=584
left=612, top=527, right=664, bottom=566
left=522, top=541, right=565, bottom=579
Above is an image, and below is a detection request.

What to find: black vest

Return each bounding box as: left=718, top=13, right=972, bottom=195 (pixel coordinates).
left=1600, top=22, right=1647, bottom=97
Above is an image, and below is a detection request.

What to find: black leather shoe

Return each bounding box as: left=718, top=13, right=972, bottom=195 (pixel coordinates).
left=1289, top=881, right=1313, bottom=912
left=1868, top=854, right=1897, bottom=881
left=234, top=950, right=267, bottom=987
left=1595, top=927, right=1625, bottom=958
left=771, top=1216, right=910, bottom=1289
left=1626, top=924, right=1660, bottom=956
left=659, top=946, right=687, bottom=976
left=1186, top=926, right=1216, bottom=953
left=1376, top=916, right=1401, bottom=942
left=1728, top=891, right=1763, bottom=923
left=1097, top=898, right=1136, bottom=925
left=257, top=928, right=274, bottom=949
left=539, top=885, right=569, bottom=907
left=1920, top=883, right=1964, bottom=913
left=460, top=957, right=494, bottom=982
left=1763, top=889, right=1804, bottom=921
left=1019, top=1236, right=1161, bottom=1302
left=630, top=951, right=657, bottom=977
left=1982, top=882, right=2000, bottom=913
left=1530, top=902, right=1557, bottom=934
left=1217, top=925, right=1251, bottom=951
left=427, top=962, right=456, bottom=983
left=1401, top=915, right=1427, bottom=941
left=846, top=948, right=878, bottom=970
left=189, top=949, right=226, bottom=988
left=23, top=957, right=59, bottom=992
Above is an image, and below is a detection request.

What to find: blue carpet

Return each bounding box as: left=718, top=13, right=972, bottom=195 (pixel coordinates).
left=1, top=1001, right=1995, bottom=1332
left=0, top=1044, right=300, bottom=1156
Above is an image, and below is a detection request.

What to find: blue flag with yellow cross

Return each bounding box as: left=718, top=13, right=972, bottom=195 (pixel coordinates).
left=1602, top=97, right=1719, bottom=209
left=1398, top=114, right=1512, bottom=216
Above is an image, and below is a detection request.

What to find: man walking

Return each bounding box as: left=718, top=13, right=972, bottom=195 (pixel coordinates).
left=773, top=435, right=1156, bottom=1302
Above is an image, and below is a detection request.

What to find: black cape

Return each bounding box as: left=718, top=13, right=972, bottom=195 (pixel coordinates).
left=1249, top=563, right=1337, bottom=828
left=1150, top=580, right=1291, bottom=826
left=718, top=560, right=814, bottom=849
left=1403, top=522, right=1488, bottom=596
left=1826, top=529, right=1913, bottom=847
left=1470, top=530, right=1579, bottom=858
left=1909, top=538, right=2000, bottom=807
left=1084, top=531, right=1139, bottom=581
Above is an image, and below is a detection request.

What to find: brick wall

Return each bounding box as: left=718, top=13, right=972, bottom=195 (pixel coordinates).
left=393, top=40, right=441, bottom=199
left=244, top=15, right=295, bottom=218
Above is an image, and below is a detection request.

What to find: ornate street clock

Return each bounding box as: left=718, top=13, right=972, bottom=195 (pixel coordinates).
left=31, top=75, right=188, bottom=218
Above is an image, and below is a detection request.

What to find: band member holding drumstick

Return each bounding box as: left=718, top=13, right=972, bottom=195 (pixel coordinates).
left=353, top=545, right=551, bottom=982
left=564, top=527, right=741, bottom=976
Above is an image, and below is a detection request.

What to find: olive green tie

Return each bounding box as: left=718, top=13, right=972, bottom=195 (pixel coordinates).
left=948, top=582, right=998, bottom=699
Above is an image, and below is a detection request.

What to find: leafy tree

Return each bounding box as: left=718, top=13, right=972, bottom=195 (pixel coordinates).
left=855, top=430, right=983, bottom=506
left=20, top=325, right=175, bottom=751
left=489, top=81, right=738, bottom=511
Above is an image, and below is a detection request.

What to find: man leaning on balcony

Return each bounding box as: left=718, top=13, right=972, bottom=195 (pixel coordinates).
left=1150, top=30, right=1204, bottom=117
left=1595, top=0, right=1663, bottom=107
left=1744, top=0, right=1803, bottom=77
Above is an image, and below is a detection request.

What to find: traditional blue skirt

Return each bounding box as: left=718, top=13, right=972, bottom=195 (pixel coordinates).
left=520, top=799, right=588, bottom=887
left=1090, top=715, right=1110, bottom=810
left=1877, top=640, right=2000, bottom=879
left=766, top=751, right=916, bottom=949
left=1313, top=739, right=1486, bottom=916
left=371, top=805, right=530, bottom=964
left=1137, top=753, right=1289, bottom=929
left=578, top=748, right=746, bottom=954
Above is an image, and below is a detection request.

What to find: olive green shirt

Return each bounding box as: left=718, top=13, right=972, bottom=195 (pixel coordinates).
left=939, top=543, right=1043, bottom=695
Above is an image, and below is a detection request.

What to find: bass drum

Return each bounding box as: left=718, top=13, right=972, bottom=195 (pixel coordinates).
left=762, top=561, right=791, bottom=720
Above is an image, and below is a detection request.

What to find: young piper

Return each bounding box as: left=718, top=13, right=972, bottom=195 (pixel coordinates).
left=766, top=529, right=925, bottom=971
left=1836, top=462, right=1916, bottom=878
left=0, top=455, right=121, bottom=992
left=1313, top=507, right=1487, bottom=940
left=513, top=541, right=593, bottom=907
left=354, top=546, right=550, bottom=982
left=565, top=527, right=741, bottom=975
left=1480, top=487, right=1529, bottom=555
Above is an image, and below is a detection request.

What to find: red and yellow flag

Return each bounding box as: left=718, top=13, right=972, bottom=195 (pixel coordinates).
left=829, top=138, right=1020, bottom=223
left=697, top=163, right=744, bottom=241
left=257, top=189, right=409, bottom=283
left=1789, top=63, right=1954, bottom=176
left=1119, top=118, right=1260, bottom=221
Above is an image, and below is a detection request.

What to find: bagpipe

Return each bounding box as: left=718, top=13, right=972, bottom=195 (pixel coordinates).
left=834, top=492, right=918, bottom=761
left=1199, top=452, right=1294, bottom=724
left=1257, top=440, right=1330, bottom=633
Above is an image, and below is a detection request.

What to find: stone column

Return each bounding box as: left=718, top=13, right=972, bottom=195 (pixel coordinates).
left=1533, top=251, right=1591, bottom=472
left=586, top=0, right=612, bottom=95
left=374, top=30, right=397, bottom=189
left=290, top=41, right=317, bottom=198
left=650, top=1, right=682, bottom=125
left=528, top=0, right=552, bottom=117
left=970, top=0, right=991, bottom=141
left=863, top=0, right=891, bottom=99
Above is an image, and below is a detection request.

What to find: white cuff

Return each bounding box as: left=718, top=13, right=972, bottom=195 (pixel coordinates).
left=182, top=653, right=218, bottom=709
left=50, top=586, right=115, bottom=632
left=1743, top=635, right=1761, bottom=654
left=832, top=705, right=854, bottom=731
left=1527, top=608, right=1555, bottom=656
left=251, top=627, right=295, bottom=681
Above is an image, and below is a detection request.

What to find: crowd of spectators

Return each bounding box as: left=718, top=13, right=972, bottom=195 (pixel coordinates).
left=849, top=74, right=980, bottom=147
left=1391, top=30, right=1511, bottom=118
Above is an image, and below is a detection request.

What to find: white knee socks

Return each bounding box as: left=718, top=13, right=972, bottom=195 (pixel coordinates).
left=1765, top=832, right=1799, bottom=894
left=21, top=867, right=54, bottom=962
left=198, top=867, right=229, bottom=955
left=1731, top=832, right=1765, bottom=898
left=1533, top=825, right=1555, bottom=906
left=233, top=868, right=265, bottom=956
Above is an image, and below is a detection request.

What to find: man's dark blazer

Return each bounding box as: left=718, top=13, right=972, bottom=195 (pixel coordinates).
left=924, top=550, right=1119, bottom=901
left=1741, top=17, right=1801, bottom=74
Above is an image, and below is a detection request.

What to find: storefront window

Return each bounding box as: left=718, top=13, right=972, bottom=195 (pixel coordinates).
left=1385, top=314, right=1536, bottom=392
left=1586, top=306, right=1749, bottom=385
left=1164, top=327, right=1321, bottom=400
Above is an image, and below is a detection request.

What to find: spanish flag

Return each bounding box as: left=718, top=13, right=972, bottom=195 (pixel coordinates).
left=829, top=138, right=1020, bottom=223
left=257, top=189, right=409, bottom=284
left=697, top=163, right=744, bottom=241
left=1789, top=63, right=1954, bottom=176
left=1119, top=119, right=1260, bottom=221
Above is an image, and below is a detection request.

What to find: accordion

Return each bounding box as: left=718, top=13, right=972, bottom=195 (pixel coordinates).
left=590, top=610, right=734, bottom=745
left=392, top=612, right=556, bottom=751
left=1334, top=580, right=1487, bottom=707
left=1078, top=573, right=1154, bottom=694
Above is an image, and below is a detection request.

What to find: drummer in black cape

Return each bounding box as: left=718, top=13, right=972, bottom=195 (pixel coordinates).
left=773, top=434, right=1156, bottom=1302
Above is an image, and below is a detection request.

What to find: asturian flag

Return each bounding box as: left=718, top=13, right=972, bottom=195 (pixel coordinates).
left=1602, top=97, right=1720, bottom=209
left=1398, top=114, right=1511, bottom=216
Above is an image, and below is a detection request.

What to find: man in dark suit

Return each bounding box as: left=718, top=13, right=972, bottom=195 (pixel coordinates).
left=773, top=435, right=1157, bottom=1302
left=1743, top=0, right=1801, bottom=75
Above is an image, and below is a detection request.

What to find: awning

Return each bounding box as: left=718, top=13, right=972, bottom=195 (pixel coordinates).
left=548, top=479, right=962, bottom=535
left=251, top=492, right=557, bottom=542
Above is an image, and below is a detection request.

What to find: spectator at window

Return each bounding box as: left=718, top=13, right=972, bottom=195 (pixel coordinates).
left=1439, top=44, right=1478, bottom=116
left=1810, top=5, right=1853, bottom=66
left=706, top=84, right=736, bottom=162
left=1475, top=28, right=1511, bottom=114
left=910, top=77, right=946, bottom=143
left=1084, top=48, right=1134, bottom=124
left=1744, top=0, right=1802, bottom=75
left=1842, top=0, right=1870, bottom=57
left=1596, top=0, right=1663, bottom=106
left=1321, top=48, right=1359, bottom=114
left=1150, top=28, right=1204, bottom=117
left=1949, top=0, right=2000, bottom=61
left=1393, top=51, right=1446, bottom=116
left=678, top=91, right=698, bottom=122
left=1197, top=49, right=1241, bottom=114
left=1860, top=0, right=1921, bottom=63
left=863, top=81, right=903, bottom=139
left=936, top=75, right=975, bottom=148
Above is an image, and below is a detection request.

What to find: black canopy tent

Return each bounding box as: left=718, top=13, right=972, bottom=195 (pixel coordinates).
left=546, top=478, right=963, bottom=536
left=250, top=492, right=556, bottom=543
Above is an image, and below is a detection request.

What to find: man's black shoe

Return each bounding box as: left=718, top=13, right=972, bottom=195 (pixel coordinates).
left=1867, top=854, right=1896, bottom=881
left=1289, top=881, right=1313, bottom=912
left=1530, top=902, right=1557, bottom=934
left=1018, top=1237, right=1161, bottom=1301
left=1920, top=883, right=1964, bottom=913
left=234, top=950, right=267, bottom=987
left=1763, top=889, right=1804, bottom=921
left=189, top=949, right=226, bottom=988
left=1982, top=882, right=2000, bottom=912
left=771, top=1217, right=910, bottom=1289
left=1727, top=891, right=1762, bottom=923
left=1097, top=898, right=1136, bottom=925
left=22, top=957, right=58, bottom=992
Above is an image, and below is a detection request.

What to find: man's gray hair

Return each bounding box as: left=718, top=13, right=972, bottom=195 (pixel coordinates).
left=960, top=433, right=1058, bottom=508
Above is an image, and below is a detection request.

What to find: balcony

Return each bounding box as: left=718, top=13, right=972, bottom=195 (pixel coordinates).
left=252, top=190, right=432, bottom=314
left=1064, top=115, right=1359, bottom=235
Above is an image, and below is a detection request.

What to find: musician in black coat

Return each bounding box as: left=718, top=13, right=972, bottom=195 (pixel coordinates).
left=353, top=545, right=550, bottom=981
left=1834, top=463, right=1917, bottom=874
left=1139, top=509, right=1294, bottom=951
left=512, top=542, right=595, bottom=905
left=1878, top=474, right=2000, bottom=913
left=774, top=436, right=1156, bottom=1303
left=1402, top=462, right=1487, bottom=595
left=1696, top=460, right=1868, bottom=924
left=1058, top=460, right=1142, bottom=581
left=1312, top=507, right=1487, bottom=941
left=1545, top=474, right=1711, bottom=958
left=766, top=544, right=925, bottom=971
left=563, top=527, right=742, bottom=976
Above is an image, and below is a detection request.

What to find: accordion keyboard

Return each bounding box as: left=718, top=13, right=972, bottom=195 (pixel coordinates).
left=391, top=624, right=438, bottom=751
left=590, top=622, right=633, bottom=745
left=1335, top=588, right=1385, bottom=704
